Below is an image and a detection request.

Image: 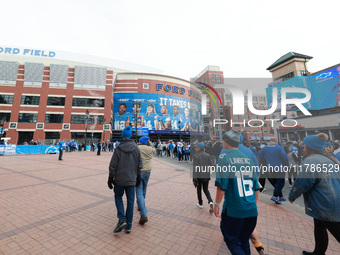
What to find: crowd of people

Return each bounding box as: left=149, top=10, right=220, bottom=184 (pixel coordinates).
left=56, top=128, right=340, bottom=255
left=105, top=128, right=339, bottom=255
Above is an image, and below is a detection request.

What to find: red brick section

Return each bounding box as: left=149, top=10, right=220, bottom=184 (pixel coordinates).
left=0, top=153, right=339, bottom=255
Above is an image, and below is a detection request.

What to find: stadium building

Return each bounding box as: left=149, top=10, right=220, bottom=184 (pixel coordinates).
left=0, top=46, right=204, bottom=145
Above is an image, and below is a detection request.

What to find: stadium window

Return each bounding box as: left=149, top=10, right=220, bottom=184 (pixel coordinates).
left=277, top=71, right=294, bottom=81
left=0, top=95, right=14, bottom=104
left=47, top=97, right=65, bottom=106
left=72, top=98, right=105, bottom=107
left=21, top=96, right=40, bottom=105
left=217, top=74, right=221, bottom=84
left=0, top=112, right=11, bottom=122
left=45, top=114, right=64, bottom=123
left=299, top=70, right=307, bottom=76
left=71, top=115, right=104, bottom=124
left=143, top=83, right=149, bottom=89
left=212, top=74, right=216, bottom=84
left=18, top=113, right=38, bottom=123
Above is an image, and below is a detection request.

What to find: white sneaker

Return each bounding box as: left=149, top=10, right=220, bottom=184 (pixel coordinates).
left=209, top=202, right=213, bottom=213
left=197, top=203, right=203, bottom=209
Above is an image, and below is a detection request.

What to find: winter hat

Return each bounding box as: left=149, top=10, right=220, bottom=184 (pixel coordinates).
left=122, top=126, right=132, bottom=139
left=195, top=142, right=205, bottom=149
left=139, top=136, right=150, bottom=145
left=222, top=130, right=241, bottom=148
left=303, top=134, right=327, bottom=151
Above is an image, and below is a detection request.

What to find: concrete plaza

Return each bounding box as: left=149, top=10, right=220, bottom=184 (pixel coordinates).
left=0, top=152, right=339, bottom=255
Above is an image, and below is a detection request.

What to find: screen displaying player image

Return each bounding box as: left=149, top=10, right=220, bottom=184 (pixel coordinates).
left=157, top=105, right=171, bottom=130
left=144, top=104, right=159, bottom=130
left=114, top=103, right=129, bottom=130
left=113, top=93, right=203, bottom=131
left=171, top=105, right=182, bottom=131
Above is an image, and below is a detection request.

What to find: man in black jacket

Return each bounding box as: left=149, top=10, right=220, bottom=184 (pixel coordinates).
left=107, top=126, right=142, bottom=234
left=193, top=142, right=214, bottom=213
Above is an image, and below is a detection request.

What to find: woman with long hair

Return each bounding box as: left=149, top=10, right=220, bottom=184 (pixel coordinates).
left=288, top=133, right=340, bottom=255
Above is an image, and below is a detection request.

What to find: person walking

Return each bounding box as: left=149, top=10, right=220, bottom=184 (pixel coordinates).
left=289, top=133, right=340, bottom=255
left=137, top=136, right=156, bottom=225
left=97, top=141, right=102, bottom=156
left=58, top=139, right=65, bottom=160
left=193, top=142, right=214, bottom=212
left=259, top=137, right=289, bottom=204
left=214, top=130, right=260, bottom=255
left=284, top=145, right=298, bottom=188
left=107, top=126, right=142, bottom=233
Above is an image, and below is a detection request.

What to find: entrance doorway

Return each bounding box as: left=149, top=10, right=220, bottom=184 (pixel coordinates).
left=18, top=132, right=34, bottom=145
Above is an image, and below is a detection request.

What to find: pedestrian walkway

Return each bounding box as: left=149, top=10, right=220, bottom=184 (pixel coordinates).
left=0, top=152, right=339, bottom=255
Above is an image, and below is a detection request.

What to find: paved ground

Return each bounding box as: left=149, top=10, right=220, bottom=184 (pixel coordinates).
left=1, top=152, right=339, bottom=255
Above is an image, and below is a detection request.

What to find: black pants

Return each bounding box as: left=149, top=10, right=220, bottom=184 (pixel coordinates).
left=197, top=180, right=213, bottom=205
left=58, top=149, right=63, bottom=160
left=313, top=218, right=340, bottom=255
left=259, top=170, right=275, bottom=191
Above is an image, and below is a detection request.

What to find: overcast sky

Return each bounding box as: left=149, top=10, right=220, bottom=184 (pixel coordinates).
left=1, top=0, right=339, bottom=87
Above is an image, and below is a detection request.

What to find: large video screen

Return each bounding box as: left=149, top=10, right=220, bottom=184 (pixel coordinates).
left=266, top=65, right=340, bottom=111
left=113, top=93, right=203, bottom=131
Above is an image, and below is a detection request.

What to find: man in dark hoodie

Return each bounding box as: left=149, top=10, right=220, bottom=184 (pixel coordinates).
left=107, top=126, right=142, bottom=233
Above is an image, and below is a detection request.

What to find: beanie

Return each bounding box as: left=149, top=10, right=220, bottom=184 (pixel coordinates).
left=122, top=126, right=132, bottom=139
left=195, top=142, right=205, bottom=149
left=303, top=135, right=326, bottom=151
left=222, top=130, right=241, bottom=148
left=139, top=136, right=149, bottom=145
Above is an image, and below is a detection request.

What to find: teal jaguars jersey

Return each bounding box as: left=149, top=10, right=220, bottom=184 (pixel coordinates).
left=215, top=149, right=259, bottom=218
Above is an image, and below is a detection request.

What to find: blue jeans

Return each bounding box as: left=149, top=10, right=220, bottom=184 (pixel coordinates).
left=136, top=172, right=151, bottom=218
left=220, top=212, right=257, bottom=255
left=114, top=185, right=135, bottom=230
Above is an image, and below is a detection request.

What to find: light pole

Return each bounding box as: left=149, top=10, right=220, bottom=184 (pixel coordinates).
left=133, top=102, right=141, bottom=144
left=85, top=109, right=89, bottom=150
left=179, top=120, right=181, bottom=141
left=103, top=118, right=106, bottom=143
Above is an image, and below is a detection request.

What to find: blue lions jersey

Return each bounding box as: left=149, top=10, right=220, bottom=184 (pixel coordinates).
left=181, top=116, right=190, bottom=130
left=114, top=113, right=129, bottom=130
left=144, top=113, right=158, bottom=130
left=158, top=114, right=171, bottom=129
left=171, top=114, right=183, bottom=131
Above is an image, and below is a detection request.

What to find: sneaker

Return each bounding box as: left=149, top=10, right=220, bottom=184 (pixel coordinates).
left=197, top=202, right=203, bottom=209
left=125, top=228, right=131, bottom=234
left=113, top=220, right=127, bottom=233
left=209, top=202, right=213, bottom=213
left=271, top=196, right=281, bottom=205
left=279, top=197, right=287, bottom=202
left=139, top=217, right=148, bottom=225
left=289, top=184, right=292, bottom=188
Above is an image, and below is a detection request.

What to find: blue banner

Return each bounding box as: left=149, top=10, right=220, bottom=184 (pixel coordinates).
left=113, top=93, right=203, bottom=132
left=16, top=145, right=41, bottom=154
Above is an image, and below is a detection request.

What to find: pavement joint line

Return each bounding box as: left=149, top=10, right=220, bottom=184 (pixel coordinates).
left=0, top=166, right=110, bottom=199
left=0, top=198, right=112, bottom=241
left=0, top=171, right=107, bottom=193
